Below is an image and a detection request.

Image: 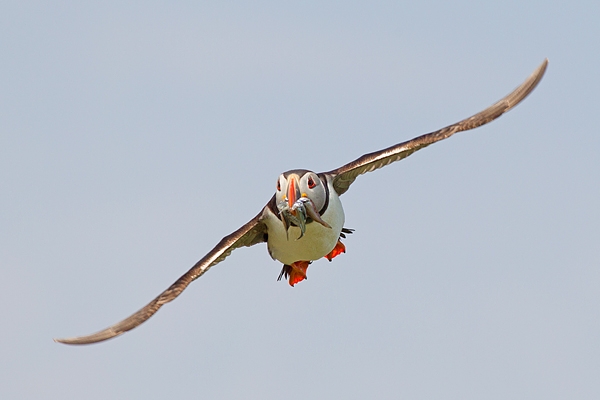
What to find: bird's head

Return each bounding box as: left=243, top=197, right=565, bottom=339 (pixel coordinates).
left=275, top=169, right=331, bottom=239
left=276, top=170, right=326, bottom=212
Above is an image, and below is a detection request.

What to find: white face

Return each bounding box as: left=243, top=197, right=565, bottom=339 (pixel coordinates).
left=276, top=170, right=327, bottom=213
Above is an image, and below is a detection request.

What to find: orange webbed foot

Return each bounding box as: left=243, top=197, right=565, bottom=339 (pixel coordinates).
left=325, top=240, right=346, bottom=262
left=278, top=261, right=311, bottom=286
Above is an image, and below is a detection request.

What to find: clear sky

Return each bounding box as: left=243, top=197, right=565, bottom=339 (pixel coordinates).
left=2, top=1, right=599, bottom=399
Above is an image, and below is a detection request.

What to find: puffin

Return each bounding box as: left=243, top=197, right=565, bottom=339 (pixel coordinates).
left=55, top=59, right=548, bottom=345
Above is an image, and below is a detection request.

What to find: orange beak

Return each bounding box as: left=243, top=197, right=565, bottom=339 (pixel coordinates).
left=287, top=177, right=300, bottom=211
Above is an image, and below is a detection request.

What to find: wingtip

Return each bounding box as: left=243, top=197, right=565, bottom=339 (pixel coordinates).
left=53, top=336, right=83, bottom=345
left=532, top=58, right=549, bottom=83
left=52, top=333, right=118, bottom=345
left=54, top=337, right=78, bottom=345
left=52, top=327, right=124, bottom=345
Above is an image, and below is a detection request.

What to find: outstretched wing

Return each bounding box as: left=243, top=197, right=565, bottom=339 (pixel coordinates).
left=326, top=59, right=548, bottom=195
left=54, top=203, right=271, bottom=345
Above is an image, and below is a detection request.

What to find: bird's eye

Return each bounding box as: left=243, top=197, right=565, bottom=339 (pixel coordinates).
left=308, top=177, right=316, bottom=189
left=277, top=179, right=281, bottom=191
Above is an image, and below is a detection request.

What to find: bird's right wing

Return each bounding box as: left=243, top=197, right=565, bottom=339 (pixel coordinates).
left=327, top=59, right=548, bottom=195
left=54, top=200, right=272, bottom=345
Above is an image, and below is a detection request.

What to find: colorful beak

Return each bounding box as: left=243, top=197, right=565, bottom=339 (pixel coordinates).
left=287, top=177, right=300, bottom=210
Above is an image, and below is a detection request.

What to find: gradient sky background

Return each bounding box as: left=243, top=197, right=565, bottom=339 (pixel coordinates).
left=2, top=1, right=599, bottom=399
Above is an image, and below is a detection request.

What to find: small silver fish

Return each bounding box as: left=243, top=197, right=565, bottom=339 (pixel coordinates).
left=277, top=197, right=331, bottom=240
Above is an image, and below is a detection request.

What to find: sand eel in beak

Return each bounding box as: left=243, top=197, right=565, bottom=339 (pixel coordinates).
left=55, top=59, right=548, bottom=345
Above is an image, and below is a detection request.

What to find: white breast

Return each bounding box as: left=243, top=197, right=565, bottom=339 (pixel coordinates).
left=263, top=181, right=345, bottom=265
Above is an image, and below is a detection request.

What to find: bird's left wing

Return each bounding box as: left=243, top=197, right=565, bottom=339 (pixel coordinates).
left=326, top=59, right=548, bottom=195
left=54, top=201, right=271, bottom=345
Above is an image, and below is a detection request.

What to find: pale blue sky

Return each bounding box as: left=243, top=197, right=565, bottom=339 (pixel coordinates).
left=2, top=1, right=599, bottom=399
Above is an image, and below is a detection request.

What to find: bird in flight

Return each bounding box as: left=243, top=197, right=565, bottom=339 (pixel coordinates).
left=55, top=59, right=548, bottom=345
